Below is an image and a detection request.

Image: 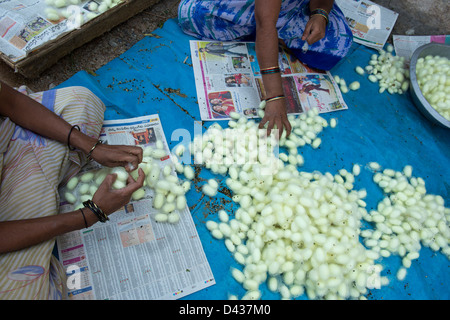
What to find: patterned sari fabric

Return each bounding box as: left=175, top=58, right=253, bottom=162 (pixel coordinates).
left=178, top=0, right=353, bottom=70
left=0, top=86, right=105, bottom=299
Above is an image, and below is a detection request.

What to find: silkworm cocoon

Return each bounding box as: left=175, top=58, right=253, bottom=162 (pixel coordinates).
left=396, top=267, right=407, bottom=281
left=89, top=185, right=97, bottom=196
left=183, top=166, right=195, bottom=180
left=311, top=137, right=321, bottom=149
left=67, top=177, right=79, bottom=190
left=368, top=75, right=378, bottom=82
left=111, top=167, right=128, bottom=182
left=98, top=3, right=108, bottom=13
left=154, top=213, right=168, bottom=223
left=88, top=2, right=99, bottom=11
left=153, top=193, right=165, bottom=209
left=65, top=192, right=76, bottom=204
left=211, top=229, right=224, bottom=239
left=94, top=169, right=109, bottom=185
left=231, top=267, right=245, bottom=283
left=355, top=66, right=365, bottom=75
left=330, top=118, right=337, bottom=128
left=181, top=181, right=191, bottom=193
left=202, top=184, right=218, bottom=197
left=259, top=100, right=266, bottom=109
left=162, top=164, right=172, bottom=177
left=229, top=111, right=241, bottom=120
left=112, top=179, right=126, bottom=189
left=340, top=85, right=349, bottom=94
left=349, top=81, right=360, bottom=90
left=218, top=210, right=229, bottom=223
left=78, top=183, right=90, bottom=195
left=242, top=290, right=261, bottom=300
left=225, top=239, right=236, bottom=252
left=168, top=212, right=180, bottom=224
left=208, top=179, right=219, bottom=189
left=352, top=164, right=361, bottom=176
left=54, top=0, right=66, bottom=7
left=132, top=188, right=145, bottom=201
left=151, top=148, right=167, bottom=159
left=368, top=162, right=381, bottom=171
left=162, top=202, right=176, bottom=214
left=47, top=12, right=60, bottom=21
left=176, top=195, right=186, bottom=210
left=80, top=172, right=95, bottom=183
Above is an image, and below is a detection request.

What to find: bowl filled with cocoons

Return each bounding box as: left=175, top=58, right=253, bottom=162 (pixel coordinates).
left=409, top=42, right=450, bottom=129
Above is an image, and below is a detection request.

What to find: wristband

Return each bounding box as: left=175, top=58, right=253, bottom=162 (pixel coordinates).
left=265, top=95, right=285, bottom=103
left=83, top=199, right=109, bottom=223
left=260, top=66, right=281, bottom=75
left=311, top=8, right=329, bottom=25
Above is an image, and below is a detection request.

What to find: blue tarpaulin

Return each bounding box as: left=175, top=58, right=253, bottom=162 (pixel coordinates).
left=57, top=18, right=449, bottom=300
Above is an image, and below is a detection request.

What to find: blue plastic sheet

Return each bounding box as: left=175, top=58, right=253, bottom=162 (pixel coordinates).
left=57, top=18, right=449, bottom=300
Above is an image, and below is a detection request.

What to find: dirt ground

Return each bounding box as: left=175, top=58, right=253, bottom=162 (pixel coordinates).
left=0, top=0, right=448, bottom=92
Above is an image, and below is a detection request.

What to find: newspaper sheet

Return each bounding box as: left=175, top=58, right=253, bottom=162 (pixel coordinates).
left=56, top=114, right=215, bottom=300
left=393, top=35, right=450, bottom=60
left=190, top=40, right=347, bottom=121
left=335, top=0, right=398, bottom=50
left=0, top=0, right=109, bottom=63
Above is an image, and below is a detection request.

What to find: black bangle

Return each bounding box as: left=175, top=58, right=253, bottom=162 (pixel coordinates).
left=68, top=125, right=80, bottom=151
left=79, top=208, right=88, bottom=228
left=83, top=199, right=109, bottom=223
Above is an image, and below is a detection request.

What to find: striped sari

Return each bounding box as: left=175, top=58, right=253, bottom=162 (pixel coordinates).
left=178, top=0, right=353, bottom=70
left=0, top=86, right=105, bottom=299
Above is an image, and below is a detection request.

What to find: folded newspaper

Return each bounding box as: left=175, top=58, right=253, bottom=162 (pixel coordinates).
left=335, top=0, right=398, bottom=50
left=57, top=115, right=215, bottom=300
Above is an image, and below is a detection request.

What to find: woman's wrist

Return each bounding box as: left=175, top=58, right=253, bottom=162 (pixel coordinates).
left=68, top=128, right=99, bottom=155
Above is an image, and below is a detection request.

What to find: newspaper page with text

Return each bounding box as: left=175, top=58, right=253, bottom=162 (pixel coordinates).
left=335, top=0, right=398, bottom=50
left=393, top=35, right=450, bottom=60
left=190, top=40, right=347, bottom=121
left=56, top=115, right=215, bottom=300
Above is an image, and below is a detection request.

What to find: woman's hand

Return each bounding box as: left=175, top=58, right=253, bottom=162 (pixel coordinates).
left=302, top=14, right=328, bottom=45
left=90, top=144, right=143, bottom=172
left=259, top=99, right=292, bottom=138
left=92, top=168, right=145, bottom=215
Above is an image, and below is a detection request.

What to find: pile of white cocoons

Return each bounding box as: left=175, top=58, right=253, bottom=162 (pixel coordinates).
left=44, top=0, right=122, bottom=22
left=64, top=140, right=193, bottom=225
left=364, top=45, right=410, bottom=95
left=181, top=107, right=449, bottom=300
left=415, top=55, right=450, bottom=121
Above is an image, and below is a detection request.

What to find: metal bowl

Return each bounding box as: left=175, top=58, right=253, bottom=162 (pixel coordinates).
left=409, top=42, right=450, bottom=129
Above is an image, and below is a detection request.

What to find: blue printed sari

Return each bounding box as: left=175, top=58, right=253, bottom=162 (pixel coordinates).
left=178, top=0, right=353, bottom=70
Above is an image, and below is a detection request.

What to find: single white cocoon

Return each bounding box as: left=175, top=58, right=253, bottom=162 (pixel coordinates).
left=66, top=177, right=78, bottom=190
left=132, top=188, right=145, bottom=201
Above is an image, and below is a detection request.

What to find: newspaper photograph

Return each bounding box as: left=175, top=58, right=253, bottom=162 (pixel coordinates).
left=335, top=0, right=398, bottom=50
left=56, top=114, right=215, bottom=300
left=190, top=40, right=348, bottom=121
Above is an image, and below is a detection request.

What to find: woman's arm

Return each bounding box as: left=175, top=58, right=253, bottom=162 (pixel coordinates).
left=254, top=0, right=291, bottom=138
left=302, top=0, right=334, bottom=45
left=0, top=168, right=145, bottom=254
left=0, top=81, right=143, bottom=171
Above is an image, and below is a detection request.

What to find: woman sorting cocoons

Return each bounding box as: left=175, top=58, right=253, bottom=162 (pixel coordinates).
left=178, top=0, right=353, bottom=138
left=0, top=81, right=145, bottom=299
